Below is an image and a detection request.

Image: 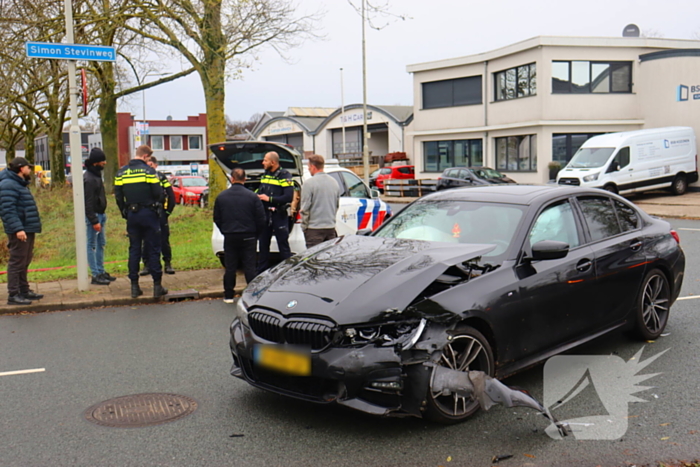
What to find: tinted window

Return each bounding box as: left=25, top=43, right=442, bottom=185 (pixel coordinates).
left=577, top=196, right=621, bottom=242
left=341, top=171, right=369, bottom=198
left=529, top=200, right=580, bottom=248
left=329, top=172, right=347, bottom=196
left=397, top=167, right=411, bottom=174
left=614, top=200, right=639, bottom=231
left=423, top=76, right=482, bottom=109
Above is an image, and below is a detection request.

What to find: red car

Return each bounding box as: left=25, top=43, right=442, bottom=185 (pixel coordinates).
left=375, top=165, right=414, bottom=191
left=170, top=176, right=208, bottom=205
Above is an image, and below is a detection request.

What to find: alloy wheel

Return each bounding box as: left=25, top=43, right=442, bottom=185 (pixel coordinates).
left=641, top=273, right=670, bottom=335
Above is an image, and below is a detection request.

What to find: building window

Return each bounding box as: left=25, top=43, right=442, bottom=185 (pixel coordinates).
left=552, top=61, right=632, bottom=93
left=422, top=76, right=482, bottom=109
left=423, top=139, right=483, bottom=172
left=170, top=135, right=183, bottom=150
left=188, top=135, right=202, bottom=150
left=150, top=135, right=164, bottom=151
left=552, top=133, right=604, bottom=164
left=494, top=63, right=536, bottom=101
left=495, top=135, right=537, bottom=172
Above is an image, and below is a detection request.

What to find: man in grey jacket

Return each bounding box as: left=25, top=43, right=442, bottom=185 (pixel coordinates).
left=300, top=155, right=341, bottom=248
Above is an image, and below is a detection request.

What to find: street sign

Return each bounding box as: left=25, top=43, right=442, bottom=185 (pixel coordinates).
left=190, top=163, right=199, bottom=175
left=25, top=42, right=116, bottom=62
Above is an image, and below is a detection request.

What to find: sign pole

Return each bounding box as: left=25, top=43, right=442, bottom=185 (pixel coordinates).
left=64, top=0, right=89, bottom=291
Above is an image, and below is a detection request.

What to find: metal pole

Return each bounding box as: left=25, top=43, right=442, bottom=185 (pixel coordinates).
left=64, top=0, right=89, bottom=291
left=340, top=68, right=346, bottom=159
left=361, top=0, right=369, bottom=184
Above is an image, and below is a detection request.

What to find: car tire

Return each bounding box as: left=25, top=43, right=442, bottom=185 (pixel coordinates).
left=179, top=196, right=185, bottom=206
left=424, top=325, right=495, bottom=424
left=632, top=268, right=670, bottom=340
left=603, top=183, right=618, bottom=194
left=670, top=174, right=687, bottom=196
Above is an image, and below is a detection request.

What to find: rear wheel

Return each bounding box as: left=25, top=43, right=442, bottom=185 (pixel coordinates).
left=633, top=269, right=670, bottom=340
left=670, top=174, right=687, bottom=196
left=603, top=183, right=618, bottom=194
left=425, top=326, right=494, bottom=424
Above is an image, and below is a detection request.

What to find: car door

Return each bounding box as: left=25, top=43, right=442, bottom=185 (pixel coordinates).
left=509, top=198, right=599, bottom=356
left=574, top=195, right=648, bottom=327
left=171, top=178, right=182, bottom=203
left=330, top=170, right=389, bottom=235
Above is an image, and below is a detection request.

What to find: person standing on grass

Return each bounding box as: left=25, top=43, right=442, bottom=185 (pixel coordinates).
left=139, top=155, right=176, bottom=276
left=214, top=168, right=266, bottom=303
left=84, top=148, right=115, bottom=286
left=300, top=154, right=341, bottom=248
left=0, top=157, right=43, bottom=306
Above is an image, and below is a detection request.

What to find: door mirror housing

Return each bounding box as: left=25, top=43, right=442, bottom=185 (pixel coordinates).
left=607, top=161, right=620, bottom=173
left=370, top=188, right=380, bottom=199
left=529, top=240, right=569, bottom=261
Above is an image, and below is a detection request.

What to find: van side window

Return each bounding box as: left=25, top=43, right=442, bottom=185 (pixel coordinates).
left=608, top=147, right=630, bottom=172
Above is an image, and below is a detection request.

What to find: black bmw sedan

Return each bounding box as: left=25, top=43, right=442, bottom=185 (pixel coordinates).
left=229, top=185, right=684, bottom=423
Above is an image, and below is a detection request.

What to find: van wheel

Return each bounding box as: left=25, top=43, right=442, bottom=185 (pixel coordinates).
left=603, top=184, right=618, bottom=194
left=670, top=174, right=687, bottom=196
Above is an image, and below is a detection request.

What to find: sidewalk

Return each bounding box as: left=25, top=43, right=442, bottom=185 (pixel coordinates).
left=1, top=190, right=698, bottom=315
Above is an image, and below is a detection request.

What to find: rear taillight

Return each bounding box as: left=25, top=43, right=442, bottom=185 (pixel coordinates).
left=670, top=230, right=680, bottom=244
left=437, top=177, right=442, bottom=180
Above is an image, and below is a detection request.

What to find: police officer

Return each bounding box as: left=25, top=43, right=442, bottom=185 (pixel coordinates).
left=139, top=155, right=176, bottom=276
left=256, top=151, right=294, bottom=273
left=114, top=145, right=168, bottom=298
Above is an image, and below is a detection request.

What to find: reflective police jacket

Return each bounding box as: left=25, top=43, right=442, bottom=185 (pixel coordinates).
left=113, top=159, right=163, bottom=215
left=157, top=172, right=176, bottom=215
left=256, top=167, right=294, bottom=211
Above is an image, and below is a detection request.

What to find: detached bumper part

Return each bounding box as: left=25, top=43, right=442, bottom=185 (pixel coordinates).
left=429, top=365, right=572, bottom=437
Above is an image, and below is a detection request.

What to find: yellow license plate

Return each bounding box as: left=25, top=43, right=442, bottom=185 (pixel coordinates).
left=253, top=345, right=311, bottom=376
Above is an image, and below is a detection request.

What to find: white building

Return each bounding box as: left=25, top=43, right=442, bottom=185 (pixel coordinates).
left=406, top=36, right=700, bottom=186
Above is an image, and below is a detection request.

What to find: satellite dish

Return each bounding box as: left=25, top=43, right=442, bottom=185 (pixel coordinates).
left=623, top=24, right=640, bottom=37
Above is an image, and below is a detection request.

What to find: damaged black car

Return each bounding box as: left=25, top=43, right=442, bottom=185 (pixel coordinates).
left=229, top=185, right=685, bottom=423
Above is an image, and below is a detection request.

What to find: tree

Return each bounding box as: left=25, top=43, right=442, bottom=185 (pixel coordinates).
left=125, top=0, right=318, bottom=201
left=226, top=113, right=262, bottom=139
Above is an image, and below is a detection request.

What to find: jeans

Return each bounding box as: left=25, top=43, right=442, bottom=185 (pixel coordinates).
left=6, top=232, right=35, bottom=296
left=86, top=213, right=107, bottom=276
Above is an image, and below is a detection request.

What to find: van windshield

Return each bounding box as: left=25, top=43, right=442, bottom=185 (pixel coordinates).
left=567, top=147, right=616, bottom=168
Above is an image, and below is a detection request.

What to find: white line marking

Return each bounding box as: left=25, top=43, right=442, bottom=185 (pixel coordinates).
left=677, top=295, right=700, bottom=301
left=678, top=228, right=700, bottom=231
left=0, top=368, right=45, bottom=377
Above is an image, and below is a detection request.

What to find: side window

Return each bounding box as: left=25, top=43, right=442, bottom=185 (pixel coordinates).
left=608, top=147, right=630, bottom=172
left=329, top=172, right=347, bottom=196
left=398, top=167, right=410, bottom=174
left=529, top=200, right=580, bottom=248
left=577, top=196, right=622, bottom=242
left=341, top=171, right=370, bottom=198
left=614, top=199, right=639, bottom=232
left=458, top=169, right=470, bottom=180
left=446, top=169, right=459, bottom=178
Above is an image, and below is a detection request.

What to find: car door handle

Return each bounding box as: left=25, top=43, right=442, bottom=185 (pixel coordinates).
left=576, top=259, right=592, bottom=272
left=630, top=239, right=643, bottom=251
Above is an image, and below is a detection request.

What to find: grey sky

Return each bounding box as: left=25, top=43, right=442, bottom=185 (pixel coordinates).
left=118, top=0, right=700, bottom=123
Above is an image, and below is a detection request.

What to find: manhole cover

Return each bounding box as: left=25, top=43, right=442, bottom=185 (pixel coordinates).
left=84, top=393, right=198, bottom=428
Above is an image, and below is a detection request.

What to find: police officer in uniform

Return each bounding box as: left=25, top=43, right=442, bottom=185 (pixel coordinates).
left=256, top=151, right=294, bottom=273
left=114, top=145, right=168, bottom=298
left=139, top=155, right=176, bottom=276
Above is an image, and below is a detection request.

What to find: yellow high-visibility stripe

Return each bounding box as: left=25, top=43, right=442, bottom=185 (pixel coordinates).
left=260, top=176, right=292, bottom=187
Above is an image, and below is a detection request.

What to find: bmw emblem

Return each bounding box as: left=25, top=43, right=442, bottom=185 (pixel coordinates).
left=287, top=300, right=297, bottom=309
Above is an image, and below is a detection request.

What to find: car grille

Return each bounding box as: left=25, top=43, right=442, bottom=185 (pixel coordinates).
left=558, top=177, right=580, bottom=186
left=248, top=310, right=335, bottom=350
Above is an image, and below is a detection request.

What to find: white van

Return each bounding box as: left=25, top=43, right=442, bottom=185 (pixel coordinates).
left=557, top=127, right=698, bottom=195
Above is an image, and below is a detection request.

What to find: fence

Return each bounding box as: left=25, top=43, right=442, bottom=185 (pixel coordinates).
left=384, top=179, right=437, bottom=197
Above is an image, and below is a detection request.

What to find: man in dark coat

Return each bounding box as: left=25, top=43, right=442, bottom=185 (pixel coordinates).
left=214, top=167, right=266, bottom=303
left=0, top=157, right=43, bottom=305
left=84, top=148, right=115, bottom=285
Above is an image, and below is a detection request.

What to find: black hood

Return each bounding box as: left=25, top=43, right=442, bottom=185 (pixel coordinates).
left=242, top=236, right=495, bottom=325
left=209, top=141, right=303, bottom=177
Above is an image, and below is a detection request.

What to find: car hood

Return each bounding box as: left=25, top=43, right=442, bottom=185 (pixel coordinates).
left=209, top=141, right=303, bottom=177
left=182, top=186, right=207, bottom=193
left=242, top=235, right=495, bottom=325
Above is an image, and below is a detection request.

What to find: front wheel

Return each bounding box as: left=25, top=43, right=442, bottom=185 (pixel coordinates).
left=424, top=326, right=495, bottom=424
left=670, top=174, right=687, bottom=196
left=632, top=269, right=671, bottom=340
left=179, top=196, right=185, bottom=206
left=603, top=183, right=618, bottom=194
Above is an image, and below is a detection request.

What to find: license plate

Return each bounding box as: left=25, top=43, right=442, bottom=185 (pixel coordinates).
left=253, top=345, right=311, bottom=376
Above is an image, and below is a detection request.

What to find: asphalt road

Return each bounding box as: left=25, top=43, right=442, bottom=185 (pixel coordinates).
left=1, top=218, right=699, bottom=467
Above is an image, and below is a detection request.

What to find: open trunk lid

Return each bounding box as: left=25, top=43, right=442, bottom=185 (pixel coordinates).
left=209, top=141, right=303, bottom=178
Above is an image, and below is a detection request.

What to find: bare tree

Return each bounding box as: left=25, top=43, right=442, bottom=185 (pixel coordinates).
left=225, top=113, right=262, bottom=139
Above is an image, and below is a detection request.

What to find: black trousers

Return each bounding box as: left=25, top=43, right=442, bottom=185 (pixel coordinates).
left=257, top=210, right=291, bottom=274
left=6, top=232, right=35, bottom=296
left=304, top=228, right=337, bottom=249
left=127, top=208, right=162, bottom=282
left=141, top=214, right=171, bottom=263
left=223, top=234, right=257, bottom=299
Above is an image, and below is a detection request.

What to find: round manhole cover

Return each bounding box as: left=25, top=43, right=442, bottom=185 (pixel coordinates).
left=84, top=393, right=198, bottom=428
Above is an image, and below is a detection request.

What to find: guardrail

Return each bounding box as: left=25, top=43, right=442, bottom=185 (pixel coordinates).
left=384, top=179, right=437, bottom=197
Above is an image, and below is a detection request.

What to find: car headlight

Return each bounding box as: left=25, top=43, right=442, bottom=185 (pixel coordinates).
left=340, top=319, right=425, bottom=348
left=234, top=299, right=249, bottom=327
left=185, top=192, right=197, bottom=197
left=583, top=173, right=599, bottom=182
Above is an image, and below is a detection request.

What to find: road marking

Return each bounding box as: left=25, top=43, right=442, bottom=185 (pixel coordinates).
left=677, top=295, right=700, bottom=301
left=678, top=228, right=700, bottom=231
left=0, top=368, right=45, bottom=377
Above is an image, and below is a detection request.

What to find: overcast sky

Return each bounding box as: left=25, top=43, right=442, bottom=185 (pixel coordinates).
left=117, top=0, right=700, bottom=123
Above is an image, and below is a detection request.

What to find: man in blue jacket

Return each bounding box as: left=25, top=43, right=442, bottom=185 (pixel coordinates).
left=0, top=157, right=43, bottom=305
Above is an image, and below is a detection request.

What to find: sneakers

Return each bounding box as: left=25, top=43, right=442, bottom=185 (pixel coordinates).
left=91, top=275, right=111, bottom=285
left=100, top=272, right=117, bottom=282
left=7, top=295, right=32, bottom=305
left=223, top=298, right=235, bottom=304
left=164, top=262, right=175, bottom=275
left=22, top=290, right=44, bottom=300
left=139, top=266, right=150, bottom=276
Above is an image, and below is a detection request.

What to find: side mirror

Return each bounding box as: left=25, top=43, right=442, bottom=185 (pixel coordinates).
left=607, top=161, right=620, bottom=173
left=370, top=188, right=380, bottom=199
left=529, top=240, right=569, bottom=261
left=356, top=228, right=373, bottom=236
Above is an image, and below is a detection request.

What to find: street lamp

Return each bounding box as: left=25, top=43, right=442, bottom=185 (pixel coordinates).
left=136, top=71, right=169, bottom=122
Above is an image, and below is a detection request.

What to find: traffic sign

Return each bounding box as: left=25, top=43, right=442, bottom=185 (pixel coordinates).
left=190, top=163, right=199, bottom=175
left=25, top=42, right=116, bottom=62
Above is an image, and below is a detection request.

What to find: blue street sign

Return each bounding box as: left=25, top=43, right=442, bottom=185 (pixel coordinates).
left=25, top=42, right=116, bottom=62
left=190, top=163, right=199, bottom=175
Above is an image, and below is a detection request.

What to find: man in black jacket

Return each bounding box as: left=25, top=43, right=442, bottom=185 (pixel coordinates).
left=214, top=168, right=265, bottom=303
left=0, top=157, right=43, bottom=305
left=84, top=148, right=115, bottom=285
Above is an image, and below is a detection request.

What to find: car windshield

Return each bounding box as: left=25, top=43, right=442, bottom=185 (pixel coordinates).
left=374, top=200, right=525, bottom=257
left=567, top=147, right=615, bottom=168
left=471, top=168, right=506, bottom=179
left=182, top=177, right=207, bottom=187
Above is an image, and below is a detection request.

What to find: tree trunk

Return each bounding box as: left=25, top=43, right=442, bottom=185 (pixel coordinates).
left=100, top=95, right=119, bottom=193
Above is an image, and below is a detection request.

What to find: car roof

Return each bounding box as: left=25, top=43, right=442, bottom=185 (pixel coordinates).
left=423, top=184, right=615, bottom=205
